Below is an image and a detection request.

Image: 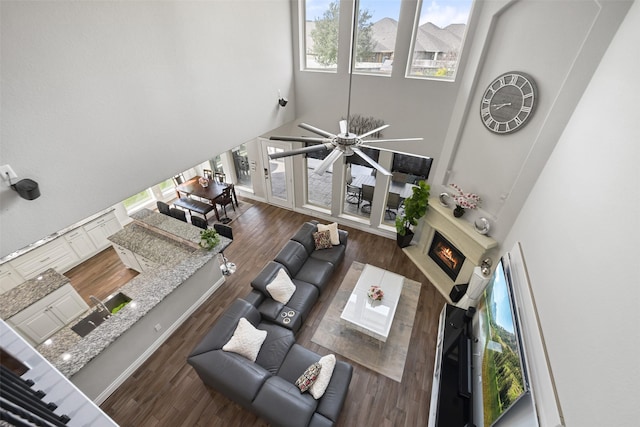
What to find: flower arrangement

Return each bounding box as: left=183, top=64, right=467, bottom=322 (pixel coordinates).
left=198, top=176, right=209, bottom=187
left=449, top=184, right=481, bottom=209
left=367, top=285, right=384, bottom=301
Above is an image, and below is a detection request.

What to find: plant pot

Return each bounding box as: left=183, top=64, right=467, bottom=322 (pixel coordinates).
left=396, top=230, right=414, bottom=248
left=453, top=205, right=465, bottom=218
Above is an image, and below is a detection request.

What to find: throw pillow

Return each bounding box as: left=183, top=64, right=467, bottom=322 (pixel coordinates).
left=295, top=362, right=322, bottom=393
left=266, top=269, right=297, bottom=304
left=317, top=222, right=340, bottom=245
left=313, top=230, right=333, bottom=250
left=310, top=354, right=337, bottom=399
left=221, top=317, right=267, bottom=362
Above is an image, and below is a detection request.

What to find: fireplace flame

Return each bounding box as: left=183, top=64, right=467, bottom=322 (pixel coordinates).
left=437, top=244, right=460, bottom=269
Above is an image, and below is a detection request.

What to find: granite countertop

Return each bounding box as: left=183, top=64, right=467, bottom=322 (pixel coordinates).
left=108, top=223, right=195, bottom=264
left=129, top=209, right=203, bottom=248
left=36, top=218, right=231, bottom=378
left=0, top=269, right=70, bottom=319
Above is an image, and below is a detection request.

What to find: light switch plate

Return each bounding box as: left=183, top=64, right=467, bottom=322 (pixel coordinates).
left=0, top=165, right=18, bottom=182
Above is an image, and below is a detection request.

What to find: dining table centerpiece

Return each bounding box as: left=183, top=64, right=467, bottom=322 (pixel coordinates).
left=198, top=176, right=210, bottom=187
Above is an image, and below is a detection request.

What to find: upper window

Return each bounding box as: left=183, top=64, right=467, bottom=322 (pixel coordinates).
left=303, top=0, right=340, bottom=71
left=354, top=0, right=402, bottom=75
left=407, top=0, right=473, bottom=80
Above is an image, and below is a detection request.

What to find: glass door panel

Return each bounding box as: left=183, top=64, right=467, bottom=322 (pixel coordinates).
left=261, top=139, right=294, bottom=209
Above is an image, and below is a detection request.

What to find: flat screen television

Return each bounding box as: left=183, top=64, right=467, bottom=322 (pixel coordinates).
left=476, top=255, right=530, bottom=426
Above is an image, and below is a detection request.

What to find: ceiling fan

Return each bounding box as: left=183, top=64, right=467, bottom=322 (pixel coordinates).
left=268, top=8, right=422, bottom=177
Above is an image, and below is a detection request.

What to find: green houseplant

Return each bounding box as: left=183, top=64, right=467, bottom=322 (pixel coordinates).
left=395, top=180, right=430, bottom=248
left=199, top=228, right=220, bottom=250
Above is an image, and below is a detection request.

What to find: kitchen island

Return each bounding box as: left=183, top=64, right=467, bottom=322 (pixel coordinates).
left=34, top=209, right=230, bottom=403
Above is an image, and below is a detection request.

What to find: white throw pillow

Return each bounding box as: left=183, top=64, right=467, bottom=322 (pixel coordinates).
left=222, top=317, right=267, bottom=362
left=310, top=354, right=337, bottom=399
left=266, top=269, right=297, bottom=304
left=317, top=222, right=340, bottom=245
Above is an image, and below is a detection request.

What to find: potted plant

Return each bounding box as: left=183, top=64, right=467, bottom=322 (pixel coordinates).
left=199, top=228, right=220, bottom=250
left=395, top=180, right=430, bottom=248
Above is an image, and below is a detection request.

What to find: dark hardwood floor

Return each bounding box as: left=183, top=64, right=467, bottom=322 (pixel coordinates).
left=98, top=200, right=446, bottom=426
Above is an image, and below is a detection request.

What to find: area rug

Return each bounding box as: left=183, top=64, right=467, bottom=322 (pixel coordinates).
left=311, top=261, right=421, bottom=382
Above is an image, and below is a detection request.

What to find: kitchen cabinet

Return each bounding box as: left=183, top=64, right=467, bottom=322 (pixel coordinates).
left=11, top=239, right=79, bottom=280
left=112, top=243, right=142, bottom=272
left=8, top=284, right=89, bottom=345
left=84, top=212, right=122, bottom=250
left=0, top=264, right=25, bottom=293
left=134, top=254, right=159, bottom=272
left=64, top=228, right=97, bottom=259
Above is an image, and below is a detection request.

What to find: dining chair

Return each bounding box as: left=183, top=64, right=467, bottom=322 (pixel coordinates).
left=392, top=171, right=409, bottom=183
left=157, top=201, right=171, bottom=216
left=385, top=192, right=402, bottom=220
left=202, top=169, right=213, bottom=180
left=345, top=184, right=362, bottom=206
left=172, top=173, right=185, bottom=186
left=190, top=216, right=208, bottom=230
left=360, top=184, right=375, bottom=214
left=213, top=223, right=236, bottom=275
left=214, top=187, right=235, bottom=224
left=169, top=208, right=187, bottom=222
left=214, top=172, right=226, bottom=184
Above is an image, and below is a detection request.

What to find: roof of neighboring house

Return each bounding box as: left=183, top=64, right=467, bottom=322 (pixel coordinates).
left=371, top=17, right=398, bottom=52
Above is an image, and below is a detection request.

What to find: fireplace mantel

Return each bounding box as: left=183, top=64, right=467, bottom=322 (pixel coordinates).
left=404, top=198, right=498, bottom=303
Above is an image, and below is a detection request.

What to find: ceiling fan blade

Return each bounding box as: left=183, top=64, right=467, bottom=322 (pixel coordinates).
left=352, top=147, right=392, bottom=176
left=361, top=137, right=424, bottom=144
left=269, top=136, right=329, bottom=144
left=298, top=123, right=336, bottom=139
left=268, top=143, right=333, bottom=159
left=357, top=124, right=390, bottom=139
left=339, top=120, right=347, bottom=135
left=313, top=149, right=343, bottom=175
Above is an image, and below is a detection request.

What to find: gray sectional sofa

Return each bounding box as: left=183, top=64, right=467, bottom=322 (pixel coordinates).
left=187, top=221, right=352, bottom=427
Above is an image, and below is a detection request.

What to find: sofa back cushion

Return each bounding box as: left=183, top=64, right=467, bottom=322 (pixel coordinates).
left=290, top=222, right=318, bottom=255
left=274, top=240, right=309, bottom=277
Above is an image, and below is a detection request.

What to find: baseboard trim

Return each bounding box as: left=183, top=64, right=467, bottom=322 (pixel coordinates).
left=92, top=276, right=225, bottom=405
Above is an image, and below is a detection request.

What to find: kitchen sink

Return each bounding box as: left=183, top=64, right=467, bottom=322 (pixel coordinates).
left=71, top=292, right=132, bottom=337
left=103, top=292, right=132, bottom=314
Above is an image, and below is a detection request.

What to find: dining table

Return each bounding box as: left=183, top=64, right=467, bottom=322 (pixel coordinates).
left=175, top=176, right=238, bottom=220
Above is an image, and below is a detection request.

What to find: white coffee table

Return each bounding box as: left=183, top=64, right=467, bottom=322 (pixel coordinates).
left=340, top=264, right=404, bottom=342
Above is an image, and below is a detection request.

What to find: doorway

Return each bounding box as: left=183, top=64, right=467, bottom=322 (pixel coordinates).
left=260, top=138, right=294, bottom=209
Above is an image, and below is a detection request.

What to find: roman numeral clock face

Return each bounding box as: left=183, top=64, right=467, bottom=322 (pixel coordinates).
left=480, top=72, right=537, bottom=134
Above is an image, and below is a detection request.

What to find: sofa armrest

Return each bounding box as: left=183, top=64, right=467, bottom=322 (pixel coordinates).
left=315, top=361, right=352, bottom=423
left=338, top=229, right=348, bottom=247
left=252, top=376, right=318, bottom=427
left=187, top=349, right=270, bottom=406
left=243, top=289, right=266, bottom=307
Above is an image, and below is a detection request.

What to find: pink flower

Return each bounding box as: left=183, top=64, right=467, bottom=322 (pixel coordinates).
left=367, top=285, right=384, bottom=301
left=449, top=184, right=481, bottom=209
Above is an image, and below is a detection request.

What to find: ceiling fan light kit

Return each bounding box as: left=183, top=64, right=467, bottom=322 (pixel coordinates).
left=269, top=7, right=422, bottom=176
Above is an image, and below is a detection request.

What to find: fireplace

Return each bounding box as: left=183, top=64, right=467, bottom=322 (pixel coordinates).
left=428, top=232, right=466, bottom=281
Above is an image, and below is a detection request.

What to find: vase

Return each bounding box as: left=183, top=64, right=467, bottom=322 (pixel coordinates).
left=453, top=205, right=465, bottom=218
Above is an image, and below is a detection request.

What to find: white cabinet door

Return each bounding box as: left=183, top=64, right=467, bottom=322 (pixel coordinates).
left=8, top=283, right=89, bottom=345
left=64, top=228, right=97, bottom=259
left=85, top=212, right=122, bottom=250
left=135, top=254, right=159, bottom=272
left=0, top=264, right=25, bottom=294
left=48, top=289, right=88, bottom=324
left=12, top=308, right=63, bottom=345
left=112, top=244, right=142, bottom=272
left=10, top=239, right=79, bottom=280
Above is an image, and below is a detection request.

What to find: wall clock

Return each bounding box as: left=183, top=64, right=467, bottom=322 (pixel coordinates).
left=480, top=71, right=537, bottom=134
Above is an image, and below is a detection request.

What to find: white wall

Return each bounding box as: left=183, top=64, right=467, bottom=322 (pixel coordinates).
left=0, top=0, right=294, bottom=257
left=503, top=1, right=640, bottom=425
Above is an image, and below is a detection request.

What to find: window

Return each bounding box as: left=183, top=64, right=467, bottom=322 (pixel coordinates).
left=123, top=189, right=154, bottom=212
left=408, top=0, right=473, bottom=80
left=303, top=0, right=340, bottom=71
left=305, top=143, right=332, bottom=208
left=354, top=0, right=402, bottom=75
left=158, top=178, right=175, bottom=196
left=232, top=144, right=251, bottom=187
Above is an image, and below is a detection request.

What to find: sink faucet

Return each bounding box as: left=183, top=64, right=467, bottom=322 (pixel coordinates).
left=89, top=295, right=111, bottom=318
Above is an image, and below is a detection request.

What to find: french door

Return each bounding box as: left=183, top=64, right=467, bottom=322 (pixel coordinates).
left=260, top=138, right=294, bottom=209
